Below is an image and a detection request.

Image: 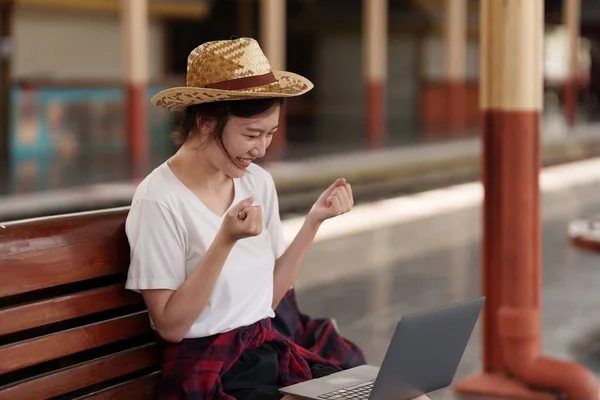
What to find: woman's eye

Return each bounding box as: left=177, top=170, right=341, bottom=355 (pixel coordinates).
left=245, top=135, right=258, bottom=139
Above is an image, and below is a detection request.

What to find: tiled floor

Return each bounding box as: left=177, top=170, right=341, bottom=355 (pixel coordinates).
left=292, top=181, right=600, bottom=399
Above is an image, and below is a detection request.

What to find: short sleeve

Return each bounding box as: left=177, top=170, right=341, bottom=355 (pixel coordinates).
left=262, top=171, right=287, bottom=259
left=125, top=198, right=187, bottom=292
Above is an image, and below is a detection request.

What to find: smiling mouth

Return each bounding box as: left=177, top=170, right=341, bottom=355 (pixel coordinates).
left=236, top=157, right=253, bottom=166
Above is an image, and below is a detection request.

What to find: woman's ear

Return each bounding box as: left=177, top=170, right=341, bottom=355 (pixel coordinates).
left=195, top=114, right=204, bottom=132
left=196, top=115, right=217, bottom=135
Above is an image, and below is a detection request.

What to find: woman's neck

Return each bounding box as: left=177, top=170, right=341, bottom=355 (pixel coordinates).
left=168, top=145, right=230, bottom=194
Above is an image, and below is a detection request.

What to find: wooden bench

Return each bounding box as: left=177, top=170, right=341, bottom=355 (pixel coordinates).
left=0, top=208, right=160, bottom=400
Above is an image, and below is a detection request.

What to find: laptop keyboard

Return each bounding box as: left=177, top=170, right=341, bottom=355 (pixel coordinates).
left=317, top=379, right=375, bottom=399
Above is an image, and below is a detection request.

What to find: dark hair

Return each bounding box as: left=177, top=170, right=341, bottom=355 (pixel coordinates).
left=172, top=98, right=285, bottom=159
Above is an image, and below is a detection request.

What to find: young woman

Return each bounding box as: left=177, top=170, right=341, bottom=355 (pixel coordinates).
left=125, top=37, right=430, bottom=400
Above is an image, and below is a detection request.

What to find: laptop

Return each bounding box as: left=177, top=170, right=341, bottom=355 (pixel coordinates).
left=279, top=297, right=485, bottom=400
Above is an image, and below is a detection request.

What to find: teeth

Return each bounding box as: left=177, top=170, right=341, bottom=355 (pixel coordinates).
left=238, top=158, right=252, bottom=163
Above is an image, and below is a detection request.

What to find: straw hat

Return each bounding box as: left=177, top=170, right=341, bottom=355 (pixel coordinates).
left=152, top=37, right=314, bottom=112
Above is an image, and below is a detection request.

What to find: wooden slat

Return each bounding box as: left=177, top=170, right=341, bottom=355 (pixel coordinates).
left=0, top=285, right=143, bottom=335
left=0, top=344, right=159, bottom=400
left=0, top=209, right=130, bottom=297
left=0, top=209, right=129, bottom=256
left=0, top=312, right=150, bottom=374
left=81, top=371, right=160, bottom=400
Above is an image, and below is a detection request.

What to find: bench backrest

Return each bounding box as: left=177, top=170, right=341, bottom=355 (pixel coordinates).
left=0, top=208, right=160, bottom=400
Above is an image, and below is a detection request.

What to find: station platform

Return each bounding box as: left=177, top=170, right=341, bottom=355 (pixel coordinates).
left=2, top=122, right=600, bottom=223
left=288, top=156, right=600, bottom=399
left=2, top=136, right=600, bottom=398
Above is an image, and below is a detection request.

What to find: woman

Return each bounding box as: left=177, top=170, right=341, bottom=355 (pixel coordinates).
left=125, top=38, right=430, bottom=400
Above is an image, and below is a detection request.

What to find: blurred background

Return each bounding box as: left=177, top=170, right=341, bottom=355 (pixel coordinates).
left=2, top=2, right=600, bottom=399
left=0, top=0, right=597, bottom=200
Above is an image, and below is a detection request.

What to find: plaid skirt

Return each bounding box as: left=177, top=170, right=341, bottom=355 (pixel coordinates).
left=158, top=289, right=366, bottom=399
left=157, top=318, right=342, bottom=400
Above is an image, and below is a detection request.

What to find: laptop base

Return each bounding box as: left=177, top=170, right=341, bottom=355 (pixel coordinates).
left=280, top=365, right=380, bottom=399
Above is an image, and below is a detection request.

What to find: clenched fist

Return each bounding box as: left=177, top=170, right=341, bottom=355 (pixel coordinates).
left=307, top=178, right=354, bottom=224
left=217, top=196, right=263, bottom=244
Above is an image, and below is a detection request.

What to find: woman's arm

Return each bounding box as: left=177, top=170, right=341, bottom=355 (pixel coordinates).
left=142, top=235, right=235, bottom=343
left=272, top=216, right=321, bottom=309
left=271, top=178, right=353, bottom=309
left=139, top=197, right=259, bottom=343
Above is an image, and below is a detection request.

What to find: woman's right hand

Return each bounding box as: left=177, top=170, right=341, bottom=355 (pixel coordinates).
left=217, top=196, right=263, bottom=244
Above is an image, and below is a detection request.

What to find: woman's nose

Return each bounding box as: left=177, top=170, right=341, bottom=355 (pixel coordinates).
left=252, top=138, right=267, bottom=158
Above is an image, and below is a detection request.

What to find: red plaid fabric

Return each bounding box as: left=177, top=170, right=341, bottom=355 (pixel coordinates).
left=272, top=288, right=367, bottom=369
left=157, top=318, right=341, bottom=400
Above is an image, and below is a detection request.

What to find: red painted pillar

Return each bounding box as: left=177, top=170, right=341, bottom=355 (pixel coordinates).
left=563, top=0, right=580, bottom=126
left=260, top=0, right=286, bottom=161
left=122, top=0, right=149, bottom=179
left=363, top=0, right=387, bottom=148
left=446, top=80, right=466, bottom=136
left=444, top=0, right=467, bottom=137
left=454, top=1, right=599, bottom=399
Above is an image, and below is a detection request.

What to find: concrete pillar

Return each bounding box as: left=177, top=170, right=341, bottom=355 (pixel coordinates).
left=363, top=0, right=387, bottom=148
left=563, top=0, right=580, bottom=126
left=454, top=1, right=599, bottom=398
left=444, top=0, right=467, bottom=136
left=122, top=0, right=149, bottom=178
left=260, top=0, right=286, bottom=156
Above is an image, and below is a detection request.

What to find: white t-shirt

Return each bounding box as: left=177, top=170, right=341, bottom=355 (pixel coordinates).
left=124, top=161, right=287, bottom=338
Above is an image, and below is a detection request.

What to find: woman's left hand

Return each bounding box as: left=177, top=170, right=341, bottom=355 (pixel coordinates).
left=307, top=178, right=354, bottom=224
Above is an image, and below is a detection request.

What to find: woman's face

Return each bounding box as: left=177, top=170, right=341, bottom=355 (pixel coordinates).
left=206, top=105, right=280, bottom=178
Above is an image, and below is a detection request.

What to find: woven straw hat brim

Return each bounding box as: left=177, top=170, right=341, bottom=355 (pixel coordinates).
left=152, top=70, right=313, bottom=112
